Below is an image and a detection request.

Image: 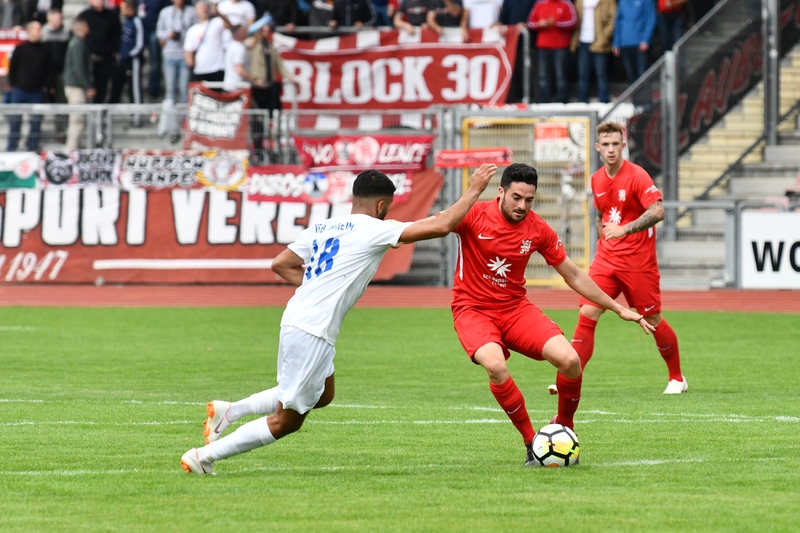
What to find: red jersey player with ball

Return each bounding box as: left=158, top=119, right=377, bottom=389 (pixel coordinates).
left=566, top=121, right=687, bottom=395
left=451, top=162, right=653, bottom=466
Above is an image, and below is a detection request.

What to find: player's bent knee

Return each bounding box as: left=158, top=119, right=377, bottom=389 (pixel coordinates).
left=561, top=351, right=581, bottom=379
left=579, top=305, right=604, bottom=320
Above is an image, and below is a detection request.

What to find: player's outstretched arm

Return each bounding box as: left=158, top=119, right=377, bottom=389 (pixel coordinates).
left=271, top=248, right=306, bottom=287
left=553, top=256, right=655, bottom=334
left=398, top=164, right=497, bottom=244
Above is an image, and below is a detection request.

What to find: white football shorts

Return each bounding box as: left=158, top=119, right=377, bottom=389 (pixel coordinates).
left=276, top=326, right=335, bottom=415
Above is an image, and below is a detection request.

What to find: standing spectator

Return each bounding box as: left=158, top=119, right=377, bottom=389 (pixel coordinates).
left=63, top=17, right=95, bottom=150
left=296, top=0, right=310, bottom=25
left=497, top=0, right=536, bottom=103
left=137, top=0, right=171, bottom=99
left=571, top=0, right=615, bottom=103
left=249, top=16, right=292, bottom=162
left=24, top=0, right=63, bottom=25
left=222, top=24, right=251, bottom=91
left=42, top=8, right=70, bottom=143
left=393, top=0, right=429, bottom=34
left=427, top=0, right=467, bottom=39
left=1, top=0, right=25, bottom=29
left=184, top=1, right=230, bottom=83
left=330, top=0, right=375, bottom=28
left=157, top=0, right=195, bottom=141
left=79, top=0, right=121, bottom=103
left=110, top=0, right=145, bottom=124
left=613, top=0, right=655, bottom=84
left=6, top=21, right=49, bottom=152
left=657, top=0, right=686, bottom=53
left=528, top=0, right=577, bottom=103
left=463, top=0, right=502, bottom=29
left=259, top=0, right=298, bottom=31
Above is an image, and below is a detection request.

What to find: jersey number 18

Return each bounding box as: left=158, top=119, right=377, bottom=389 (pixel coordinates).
left=305, top=238, right=340, bottom=280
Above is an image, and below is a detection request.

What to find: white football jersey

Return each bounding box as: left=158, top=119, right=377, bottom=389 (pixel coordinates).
left=280, top=213, right=412, bottom=344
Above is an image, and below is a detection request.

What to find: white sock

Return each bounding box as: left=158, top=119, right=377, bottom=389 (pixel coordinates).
left=227, top=388, right=280, bottom=422
left=200, top=417, right=276, bottom=462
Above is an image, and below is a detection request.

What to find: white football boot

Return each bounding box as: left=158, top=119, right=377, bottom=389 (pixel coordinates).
left=203, top=400, right=232, bottom=444
left=180, top=448, right=214, bottom=475
left=663, top=376, right=688, bottom=394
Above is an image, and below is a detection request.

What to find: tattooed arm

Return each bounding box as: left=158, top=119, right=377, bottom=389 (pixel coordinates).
left=602, top=200, right=664, bottom=241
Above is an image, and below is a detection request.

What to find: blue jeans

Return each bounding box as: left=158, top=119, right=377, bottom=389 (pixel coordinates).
left=7, top=88, right=44, bottom=152
left=163, top=56, right=189, bottom=105
left=619, top=46, right=649, bottom=84
left=538, top=47, right=569, bottom=103
left=373, top=4, right=390, bottom=26
left=577, top=43, right=610, bottom=103
left=657, top=13, right=683, bottom=52
left=147, top=30, right=162, bottom=97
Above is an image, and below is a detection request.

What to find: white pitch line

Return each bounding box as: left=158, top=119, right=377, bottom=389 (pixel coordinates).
left=0, top=420, right=195, bottom=427
left=0, top=399, right=44, bottom=403
left=597, top=458, right=706, bottom=467
left=0, top=326, right=35, bottom=331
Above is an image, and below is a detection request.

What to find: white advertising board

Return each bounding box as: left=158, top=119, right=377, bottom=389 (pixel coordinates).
left=740, top=212, right=800, bottom=289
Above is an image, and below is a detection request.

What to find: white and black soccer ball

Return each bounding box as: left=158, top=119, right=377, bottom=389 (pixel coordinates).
left=530, top=424, right=580, bottom=467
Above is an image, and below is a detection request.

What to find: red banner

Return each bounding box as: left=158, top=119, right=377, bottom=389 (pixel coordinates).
left=276, top=27, right=519, bottom=110
left=293, top=134, right=434, bottom=172
left=184, top=84, right=251, bottom=150
left=434, top=148, right=513, bottom=168
left=0, top=169, right=443, bottom=284
left=0, top=30, right=26, bottom=78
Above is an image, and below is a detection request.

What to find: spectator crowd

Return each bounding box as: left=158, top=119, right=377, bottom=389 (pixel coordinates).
left=1, top=0, right=718, bottom=152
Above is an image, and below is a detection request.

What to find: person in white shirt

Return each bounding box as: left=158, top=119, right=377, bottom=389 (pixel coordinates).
left=157, top=0, right=197, bottom=141
left=222, top=23, right=256, bottom=91
left=463, top=0, right=502, bottom=29
left=180, top=164, right=498, bottom=475
left=184, top=1, right=233, bottom=84
left=215, top=0, right=254, bottom=43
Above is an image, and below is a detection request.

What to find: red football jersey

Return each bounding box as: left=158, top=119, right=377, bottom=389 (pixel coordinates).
left=591, top=160, right=663, bottom=271
left=452, top=199, right=568, bottom=309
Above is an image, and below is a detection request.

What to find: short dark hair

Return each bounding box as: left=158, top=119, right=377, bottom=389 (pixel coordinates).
left=352, top=170, right=396, bottom=198
left=500, top=163, right=538, bottom=189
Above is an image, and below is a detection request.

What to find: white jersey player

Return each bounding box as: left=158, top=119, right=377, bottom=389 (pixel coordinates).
left=181, top=165, right=497, bottom=474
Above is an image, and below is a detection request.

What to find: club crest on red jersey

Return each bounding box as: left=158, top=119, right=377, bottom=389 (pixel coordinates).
left=520, top=240, right=532, bottom=254
left=618, top=189, right=626, bottom=201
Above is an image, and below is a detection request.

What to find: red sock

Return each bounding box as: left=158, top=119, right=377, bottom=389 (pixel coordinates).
left=571, top=314, right=597, bottom=369
left=489, top=376, right=535, bottom=445
left=555, top=372, right=582, bottom=430
left=654, top=319, right=683, bottom=381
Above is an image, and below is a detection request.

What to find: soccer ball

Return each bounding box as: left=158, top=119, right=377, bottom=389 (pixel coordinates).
left=530, top=424, right=580, bottom=467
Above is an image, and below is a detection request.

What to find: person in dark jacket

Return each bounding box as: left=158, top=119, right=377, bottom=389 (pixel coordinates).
left=6, top=20, right=50, bottom=151
left=497, top=0, right=536, bottom=103
left=78, top=0, right=121, bottom=103
left=138, top=0, right=171, bottom=97
left=42, top=8, right=70, bottom=142
left=329, top=0, right=375, bottom=28
left=110, top=0, right=145, bottom=125
left=258, top=0, right=299, bottom=31
left=63, top=17, right=95, bottom=150
left=1, top=0, right=26, bottom=29
left=24, top=0, right=62, bottom=24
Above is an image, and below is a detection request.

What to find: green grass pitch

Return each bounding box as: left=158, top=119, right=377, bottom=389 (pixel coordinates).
left=1, top=305, right=799, bottom=532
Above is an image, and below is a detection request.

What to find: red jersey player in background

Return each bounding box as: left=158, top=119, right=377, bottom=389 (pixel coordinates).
left=565, top=121, right=687, bottom=395
left=451, top=162, right=653, bottom=466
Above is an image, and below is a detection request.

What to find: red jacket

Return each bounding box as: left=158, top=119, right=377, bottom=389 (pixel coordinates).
left=527, top=0, right=578, bottom=49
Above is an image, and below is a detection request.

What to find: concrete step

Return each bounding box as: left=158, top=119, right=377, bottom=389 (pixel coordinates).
left=658, top=240, right=725, bottom=264
left=729, top=163, right=799, bottom=180
left=728, top=174, right=797, bottom=198
left=763, top=144, right=800, bottom=163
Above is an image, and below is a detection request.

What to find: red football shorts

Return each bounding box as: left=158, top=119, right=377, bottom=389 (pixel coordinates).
left=452, top=300, right=564, bottom=362
left=579, top=264, right=662, bottom=315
